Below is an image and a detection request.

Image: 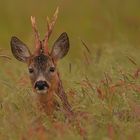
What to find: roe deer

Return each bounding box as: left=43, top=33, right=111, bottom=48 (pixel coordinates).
left=10, top=8, right=73, bottom=116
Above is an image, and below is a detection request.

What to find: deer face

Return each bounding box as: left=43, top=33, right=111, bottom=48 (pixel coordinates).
left=10, top=32, right=69, bottom=94
left=28, top=54, right=56, bottom=94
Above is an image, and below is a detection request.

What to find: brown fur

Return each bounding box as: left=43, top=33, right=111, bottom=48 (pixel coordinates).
left=11, top=16, right=72, bottom=116
left=27, top=53, right=60, bottom=115
left=10, top=12, right=88, bottom=139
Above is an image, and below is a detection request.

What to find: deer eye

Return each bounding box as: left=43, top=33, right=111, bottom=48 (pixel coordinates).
left=29, top=68, right=34, bottom=73
left=49, top=67, right=55, bottom=72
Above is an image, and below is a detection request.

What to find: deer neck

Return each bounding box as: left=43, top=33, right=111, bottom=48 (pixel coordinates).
left=37, top=73, right=59, bottom=115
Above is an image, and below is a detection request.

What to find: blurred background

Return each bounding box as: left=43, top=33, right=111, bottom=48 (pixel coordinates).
left=1, top=0, right=140, bottom=46
left=0, top=0, right=140, bottom=73
left=1, top=0, right=140, bottom=91
left=0, top=0, right=140, bottom=43
left=0, top=1, right=140, bottom=140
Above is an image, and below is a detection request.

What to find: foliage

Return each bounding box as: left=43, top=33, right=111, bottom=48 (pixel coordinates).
left=0, top=0, right=140, bottom=140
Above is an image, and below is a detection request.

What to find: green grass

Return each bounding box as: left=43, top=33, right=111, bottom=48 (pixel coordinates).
left=0, top=0, right=140, bottom=140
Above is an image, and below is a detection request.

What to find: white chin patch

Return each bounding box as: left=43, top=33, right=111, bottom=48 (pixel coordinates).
left=35, top=87, right=48, bottom=95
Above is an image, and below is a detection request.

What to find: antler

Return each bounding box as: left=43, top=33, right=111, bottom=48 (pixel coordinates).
left=44, top=7, right=59, bottom=54
left=31, top=16, right=41, bottom=55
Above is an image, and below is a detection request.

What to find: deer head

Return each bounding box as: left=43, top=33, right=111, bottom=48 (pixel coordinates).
left=10, top=8, right=69, bottom=96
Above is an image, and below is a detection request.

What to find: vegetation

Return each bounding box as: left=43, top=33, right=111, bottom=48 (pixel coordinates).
left=0, top=0, right=140, bottom=139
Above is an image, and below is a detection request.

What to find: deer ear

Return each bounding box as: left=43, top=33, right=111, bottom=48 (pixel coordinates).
left=10, top=36, right=31, bottom=62
left=51, top=32, right=69, bottom=61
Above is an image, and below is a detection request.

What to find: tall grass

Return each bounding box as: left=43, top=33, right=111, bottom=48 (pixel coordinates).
left=0, top=0, right=140, bottom=140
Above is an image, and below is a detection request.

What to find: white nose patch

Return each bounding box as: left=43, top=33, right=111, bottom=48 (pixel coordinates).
left=36, top=87, right=48, bottom=94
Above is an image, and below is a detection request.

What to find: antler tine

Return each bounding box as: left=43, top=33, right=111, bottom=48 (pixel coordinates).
left=44, top=7, right=59, bottom=53
left=31, top=16, right=41, bottom=55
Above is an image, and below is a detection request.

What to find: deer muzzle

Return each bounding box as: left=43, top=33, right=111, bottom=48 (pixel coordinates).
left=34, top=80, right=49, bottom=94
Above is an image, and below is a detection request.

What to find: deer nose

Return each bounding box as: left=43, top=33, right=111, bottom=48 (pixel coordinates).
left=35, top=81, right=49, bottom=90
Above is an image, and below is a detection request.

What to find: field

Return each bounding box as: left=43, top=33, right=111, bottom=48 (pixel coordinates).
left=0, top=0, right=140, bottom=140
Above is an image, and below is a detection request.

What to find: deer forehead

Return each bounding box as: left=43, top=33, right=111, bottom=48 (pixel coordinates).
left=28, top=53, right=55, bottom=70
